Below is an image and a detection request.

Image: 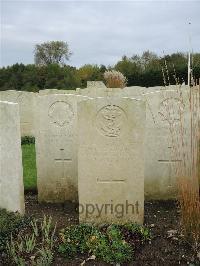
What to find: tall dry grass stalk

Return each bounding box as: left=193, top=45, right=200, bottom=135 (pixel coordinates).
left=162, top=61, right=200, bottom=252
left=176, top=84, right=200, bottom=252
left=103, top=70, right=127, bottom=88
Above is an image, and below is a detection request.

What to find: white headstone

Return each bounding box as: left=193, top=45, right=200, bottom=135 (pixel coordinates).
left=78, top=97, right=146, bottom=224
left=0, top=101, right=25, bottom=214
left=122, top=86, right=145, bottom=97
left=39, top=89, right=76, bottom=95
left=79, top=87, right=123, bottom=98
left=143, top=85, right=190, bottom=94
left=35, top=94, right=88, bottom=203
left=87, top=81, right=106, bottom=89
left=0, top=90, right=36, bottom=136
left=143, top=89, right=191, bottom=199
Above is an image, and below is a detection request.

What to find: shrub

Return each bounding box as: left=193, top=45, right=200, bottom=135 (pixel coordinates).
left=104, top=70, right=127, bottom=88
left=58, top=223, right=150, bottom=264
left=21, top=136, right=35, bottom=145
left=58, top=224, right=94, bottom=258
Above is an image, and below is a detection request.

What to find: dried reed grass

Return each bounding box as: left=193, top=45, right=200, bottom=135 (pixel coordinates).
left=103, top=70, right=127, bottom=88
left=162, top=61, right=200, bottom=251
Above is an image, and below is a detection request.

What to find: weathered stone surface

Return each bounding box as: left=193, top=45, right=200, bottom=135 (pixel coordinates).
left=122, top=86, right=145, bottom=97
left=78, top=81, right=109, bottom=97
left=78, top=97, right=145, bottom=224
left=0, top=101, right=25, bottom=214
left=39, top=89, right=77, bottom=95
left=35, top=94, right=89, bottom=203
left=0, top=90, right=36, bottom=136
left=142, top=85, right=190, bottom=94
left=87, top=81, right=106, bottom=89
left=143, top=89, right=191, bottom=200
left=79, top=87, right=124, bottom=98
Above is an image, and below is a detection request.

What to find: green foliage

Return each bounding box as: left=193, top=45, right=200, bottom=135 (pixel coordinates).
left=0, top=209, right=30, bottom=252
left=21, top=136, right=35, bottom=145
left=0, top=51, right=199, bottom=91
left=22, top=143, right=37, bottom=191
left=58, top=223, right=150, bottom=264
left=87, top=225, right=133, bottom=264
left=58, top=224, right=94, bottom=258
left=0, top=63, right=81, bottom=92
left=6, top=216, right=56, bottom=265
left=124, top=223, right=151, bottom=242
left=34, top=41, right=72, bottom=66
left=77, top=64, right=106, bottom=87
left=44, top=64, right=80, bottom=89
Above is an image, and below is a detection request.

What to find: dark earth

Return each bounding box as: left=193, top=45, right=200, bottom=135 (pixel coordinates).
left=0, top=193, right=198, bottom=266
left=22, top=193, right=198, bottom=266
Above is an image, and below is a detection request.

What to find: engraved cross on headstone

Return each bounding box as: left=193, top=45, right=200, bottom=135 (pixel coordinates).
left=55, top=148, right=72, bottom=179
left=158, top=146, right=182, bottom=187
left=158, top=146, right=182, bottom=163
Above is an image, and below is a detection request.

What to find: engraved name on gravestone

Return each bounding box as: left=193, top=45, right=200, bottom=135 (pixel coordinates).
left=78, top=97, right=145, bottom=224
left=35, top=95, right=78, bottom=203
left=144, top=89, right=190, bottom=200
left=0, top=101, right=25, bottom=214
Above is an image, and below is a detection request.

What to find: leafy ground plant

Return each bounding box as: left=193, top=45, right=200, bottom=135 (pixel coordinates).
left=6, top=215, right=56, bottom=266
left=0, top=209, right=30, bottom=255
left=58, top=223, right=151, bottom=264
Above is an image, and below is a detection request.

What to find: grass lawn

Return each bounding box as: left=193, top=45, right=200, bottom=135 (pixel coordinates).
left=22, top=143, right=37, bottom=191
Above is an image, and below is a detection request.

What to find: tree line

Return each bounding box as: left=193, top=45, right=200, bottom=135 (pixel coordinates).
left=0, top=44, right=200, bottom=92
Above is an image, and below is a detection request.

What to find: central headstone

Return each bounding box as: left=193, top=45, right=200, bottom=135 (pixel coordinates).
left=78, top=97, right=145, bottom=224
left=35, top=94, right=80, bottom=203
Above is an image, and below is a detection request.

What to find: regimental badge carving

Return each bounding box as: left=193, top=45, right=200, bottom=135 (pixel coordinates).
left=96, top=105, right=126, bottom=137
left=158, top=98, right=184, bottom=125
left=17, top=93, right=24, bottom=102
left=48, top=101, right=74, bottom=127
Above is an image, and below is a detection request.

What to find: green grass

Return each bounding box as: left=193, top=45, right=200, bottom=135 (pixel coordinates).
left=22, top=144, right=37, bottom=191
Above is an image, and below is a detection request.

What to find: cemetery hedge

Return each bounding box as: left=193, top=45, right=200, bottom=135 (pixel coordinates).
left=0, top=52, right=200, bottom=92
left=21, top=136, right=35, bottom=145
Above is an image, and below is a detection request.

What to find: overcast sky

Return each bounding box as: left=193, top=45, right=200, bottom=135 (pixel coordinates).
left=1, top=0, right=200, bottom=68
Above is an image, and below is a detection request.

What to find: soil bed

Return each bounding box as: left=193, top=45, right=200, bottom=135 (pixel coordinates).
left=1, top=193, right=197, bottom=266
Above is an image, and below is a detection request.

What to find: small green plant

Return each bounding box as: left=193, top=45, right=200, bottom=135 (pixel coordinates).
left=59, top=224, right=94, bottom=258
left=87, top=225, right=133, bottom=264
left=0, top=209, right=30, bottom=252
left=124, top=223, right=151, bottom=242
left=58, top=223, right=150, bottom=264
left=6, top=215, right=56, bottom=265
left=36, top=247, right=54, bottom=266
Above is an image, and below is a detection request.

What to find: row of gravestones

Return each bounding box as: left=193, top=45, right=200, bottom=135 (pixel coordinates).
left=0, top=85, right=192, bottom=224
left=0, top=83, right=186, bottom=136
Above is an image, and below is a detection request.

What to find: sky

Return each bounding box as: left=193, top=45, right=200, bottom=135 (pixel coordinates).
left=1, top=0, right=200, bottom=67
